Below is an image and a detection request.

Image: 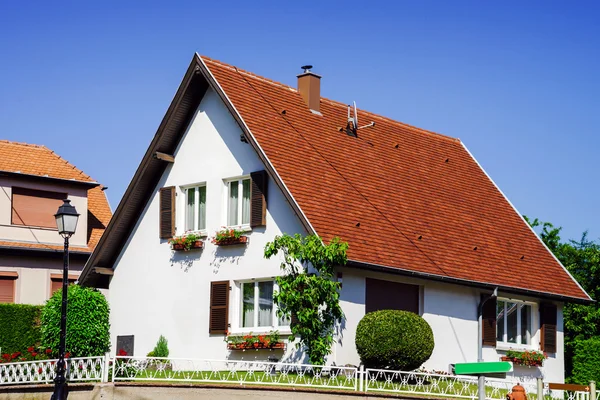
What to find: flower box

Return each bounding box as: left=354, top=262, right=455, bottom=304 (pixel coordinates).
left=171, top=240, right=204, bottom=251
left=227, top=342, right=285, bottom=351
left=213, top=236, right=248, bottom=246
left=500, top=356, right=544, bottom=367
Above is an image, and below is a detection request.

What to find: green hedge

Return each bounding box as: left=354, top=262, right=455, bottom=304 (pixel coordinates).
left=41, top=285, right=110, bottom=357
left=0, top=304, right=43, bottom=354
left=570, top=337, right=600, bottom=385
left=356, top=309, right=435, bottom=371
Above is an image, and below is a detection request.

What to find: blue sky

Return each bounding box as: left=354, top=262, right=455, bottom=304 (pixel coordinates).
left=1, top=1, right=598, bottom=242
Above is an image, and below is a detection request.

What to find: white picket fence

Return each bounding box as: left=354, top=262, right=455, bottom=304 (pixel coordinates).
left=1, top=355, right=596, bottom=400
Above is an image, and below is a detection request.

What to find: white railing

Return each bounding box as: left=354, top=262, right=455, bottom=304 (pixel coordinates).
left=0, top=356, right=105, bottom=386
left=365, top=368, right=540, bottom=400
left=112, top=356, right=358, bottom=391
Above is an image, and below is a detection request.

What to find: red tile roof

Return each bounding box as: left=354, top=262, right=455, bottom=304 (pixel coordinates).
left=201, top=56, right=589, bottom=301
left=0, top=140, right=111, bottom=253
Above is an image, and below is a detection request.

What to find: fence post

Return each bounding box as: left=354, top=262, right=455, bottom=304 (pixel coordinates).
left=590, top=381, right=596, bottom=400
left=359, top=365, right=364, bottom=392
left=102, top=352, right=110, bottom=383
left=537, top=377, right=544, bottom=400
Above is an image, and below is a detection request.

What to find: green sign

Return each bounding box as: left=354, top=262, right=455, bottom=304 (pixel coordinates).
left=454, top=362, right=513, bottom=376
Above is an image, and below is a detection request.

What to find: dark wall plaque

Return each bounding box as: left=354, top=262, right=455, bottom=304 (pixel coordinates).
left=116, top=335, right=135, bottom=356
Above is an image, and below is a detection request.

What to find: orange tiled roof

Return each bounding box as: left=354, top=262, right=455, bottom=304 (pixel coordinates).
left=201, top=56, right=589, bottom=300
left=0, top=140, right=111, bottom=253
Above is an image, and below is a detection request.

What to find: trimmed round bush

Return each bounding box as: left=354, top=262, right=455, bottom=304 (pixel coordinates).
left=41, top=285, right=110, bottom=357
left=356, top=309, right=434, bottom=371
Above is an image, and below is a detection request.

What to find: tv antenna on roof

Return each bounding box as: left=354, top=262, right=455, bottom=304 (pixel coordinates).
left=346, top=101, right=375, bottom=137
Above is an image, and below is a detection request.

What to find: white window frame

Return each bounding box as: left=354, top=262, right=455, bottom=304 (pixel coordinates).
left=180, top=183, right=207, bottom=235
left=232, top=279, right=290, bottom=334
left=496, top=298, right=537, bottom=350
left=223, top=176, right=251, bottom=230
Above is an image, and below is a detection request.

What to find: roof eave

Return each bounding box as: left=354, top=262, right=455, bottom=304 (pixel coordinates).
left=346, top=260, right=594, bottom=305
left=0, top=245, right=91, bottom=259
left=0, top=171, right=100, bottom=189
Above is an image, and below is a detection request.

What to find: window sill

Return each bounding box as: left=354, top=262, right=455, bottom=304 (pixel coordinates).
left=223, top=225, right=252, bottom=233
left=496, top=343, right=537, bottom=352
left=181, top=230, right=208, bottom=238
left=227, top=328, right=292, bottom=336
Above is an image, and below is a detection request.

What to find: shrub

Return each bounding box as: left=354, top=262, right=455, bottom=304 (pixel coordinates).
left=355, top=309, right=434, bottom=371
left=41, top=285, right=110, bottom=357
left=0, top=304, right=43, bottom=354
left=152, top=335, right=169, bottom=358
left=570, top=337, right=600, bottom=385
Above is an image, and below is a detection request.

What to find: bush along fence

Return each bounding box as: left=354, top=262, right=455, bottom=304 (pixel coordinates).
left=1, top=355, right=598, bottom=400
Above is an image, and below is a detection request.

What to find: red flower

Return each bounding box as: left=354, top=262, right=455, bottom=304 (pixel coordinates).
left=79, top=365, right=83, bottom=370
left=31, top=352, right=38, bottom=357
left=118, top=349, right=128, bottom=356
left=11, top=352, right=20, bottom=359
left=45, top=349, right=52, bottom=355
left=27, top=346, right=34, bottom=352
left=65, top=352, right=71, bottom=358
left=38, top=367, right=42, bottom=374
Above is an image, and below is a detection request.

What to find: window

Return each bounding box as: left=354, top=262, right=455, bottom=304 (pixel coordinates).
left=496, top=299, right=532, bottom=346
left=239, top=281, right=289, bottom=329
left=365, top=278, right=419, bottom=314
left=184, top=185, right=206, bottom=232
left=227, top=178, right=250, bottom=227
left=12, top=187, right=66, bottom=229
left=50, top=274, right=78, bottom=295
left=0, top=275, right=16, bottom=303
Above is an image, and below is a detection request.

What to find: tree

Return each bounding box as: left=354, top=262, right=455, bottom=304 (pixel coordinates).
left=264, top=234, right=347, bottom=365
left=524, top=216, right=600, bottom=381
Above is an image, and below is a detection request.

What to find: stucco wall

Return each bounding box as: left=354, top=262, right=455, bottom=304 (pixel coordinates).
left=0, top=177, right=88, bottom=248
left=334, top=267, right=564, bottom=383
left=108, top=87, right=308, bottom=360
left=0, top=256, right=85, bottom=305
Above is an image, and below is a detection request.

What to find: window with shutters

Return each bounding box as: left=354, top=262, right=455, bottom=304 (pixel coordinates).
left=0, top=276, right=16, bottom=303
left=183, top=185, right=206, bottom=232
left=225, top=178, right=251, bottom=228
left=50, top=275, right=78, bottom=296
left=11, top=187, right=66, bottom=229
left=496, top=299, right=533, bottom=347
left=238, top=280, right=290, bottom=331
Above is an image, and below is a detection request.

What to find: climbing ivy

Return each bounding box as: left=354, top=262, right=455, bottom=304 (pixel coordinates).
left=264, top=234, right=347, bottom=365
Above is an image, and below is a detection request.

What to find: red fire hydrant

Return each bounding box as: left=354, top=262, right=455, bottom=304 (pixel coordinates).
left=506, top=383, right=527, bottom=400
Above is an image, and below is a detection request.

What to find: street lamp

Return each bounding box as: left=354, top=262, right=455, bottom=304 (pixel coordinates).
left=52, top=199, right=79, bottom=400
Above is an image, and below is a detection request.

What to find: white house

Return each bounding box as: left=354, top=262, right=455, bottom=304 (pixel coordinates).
left=80, top=54, right=591, bottom=384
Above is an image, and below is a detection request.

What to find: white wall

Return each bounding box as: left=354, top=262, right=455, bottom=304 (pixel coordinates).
left=108, top=87, right=307, bottom=360
left=334, top=267, right=564, bottom=382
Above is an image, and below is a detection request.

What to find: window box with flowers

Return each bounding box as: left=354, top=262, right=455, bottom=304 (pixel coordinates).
left=211, top=228, right=248, bottom=246
left=169, top=232, right=204, bottom=251
left=225, top=331, right=284, bottom=351
left=501, top=350, right=548, bottom=367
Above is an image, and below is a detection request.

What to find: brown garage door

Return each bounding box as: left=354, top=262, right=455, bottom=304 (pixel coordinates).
left=365, top=278, right=419, bottom=314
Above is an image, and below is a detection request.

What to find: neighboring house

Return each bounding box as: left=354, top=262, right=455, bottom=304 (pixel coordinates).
left=0, top=140, right=111, bottom=304
left=80, top=55, right=591, bottom=383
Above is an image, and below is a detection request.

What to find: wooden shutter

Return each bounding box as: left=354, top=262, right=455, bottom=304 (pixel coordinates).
left=250, top=170, right=268, bottom=228
left=159, top=187, right=175, bottom=239
left=0, top=277, right=16, bottom=303
left=365, top=278, right=419, bottom=314
left=50, top=274, right=78, bottom=295
left=12, top=187, right=66, bottom=228
left=209, top=281, right=229, bottom=334
left=481, top=294, right=497, bottom=347
left=540, top=303, right=557, bottom=353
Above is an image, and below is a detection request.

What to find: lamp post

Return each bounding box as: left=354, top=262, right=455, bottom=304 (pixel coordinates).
left=52, top=199, right=79, bottom=400
left=477, top=287, right=498, bottom=400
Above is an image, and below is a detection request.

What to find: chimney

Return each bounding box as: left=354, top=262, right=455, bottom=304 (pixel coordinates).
left=297, top=65, right=321, bottom=113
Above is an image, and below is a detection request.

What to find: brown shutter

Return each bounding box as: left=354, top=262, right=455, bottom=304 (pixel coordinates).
left=209, top=281, right=229, bottom=334
left=12, top=187, right=66, bottom=228
left=365, top=278, right=419, bottom=314
left=481, top=294, right=497, bottom=347
left=50, top=275, right=77, bottom=295
left=0, top=277, right=16, bottom=303
left=250, top=170, right=268, bottom=228
left=159, top=187, right=175, bottom=239
left=540, top=303, right=557, bottom=353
